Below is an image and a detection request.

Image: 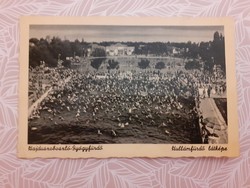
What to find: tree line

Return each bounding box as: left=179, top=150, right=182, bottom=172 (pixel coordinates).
left=29, top=31, right=225, bottom=73
left=29, top=37, right=88, bottom=68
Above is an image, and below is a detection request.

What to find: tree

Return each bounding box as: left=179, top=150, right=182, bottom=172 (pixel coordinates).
left=185, top=60, right=201, bottom=70
left=49, top=37, right=63, bottom=60
left=138, top=59, right=150, bottom=69
left=90, top=48, right=106, bottom=70
left=62, top=59, right=71, bottom=68
left=91, top=58, right=105, bottom=70
left=71, top=39, right=84, bottom=57
left=107, top=59, right=119, bottom=69
left=91, top=48, right=106, bottom=57
left=61, top=40, right=73, bottom=59
left=29, top=38, right=39, bottom=46
left=202, top=31, right=225, bottom=73
left=29, top=46, right=42, bottom=68
left=29, top=38, right=58, bottom=68
left=186, top=42, right=199, bottom=59
left=199, top=41, right=212, bottom=62
left=212, top=31, right=225, bottom=72
left=155, top=61, right=166, bottom=69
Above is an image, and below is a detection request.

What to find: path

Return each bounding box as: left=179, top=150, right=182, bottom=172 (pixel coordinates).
left=199, top=97, right=228, bottom=144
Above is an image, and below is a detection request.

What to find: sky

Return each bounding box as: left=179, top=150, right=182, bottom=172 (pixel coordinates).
left=30, top=25, right=224, bottom=43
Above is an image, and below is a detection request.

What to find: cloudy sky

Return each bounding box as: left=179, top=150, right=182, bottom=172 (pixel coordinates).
left=30, top=25, right=224, bottom=43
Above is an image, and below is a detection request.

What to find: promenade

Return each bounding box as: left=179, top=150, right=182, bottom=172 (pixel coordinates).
left=199, top=95, right=227, bottom=144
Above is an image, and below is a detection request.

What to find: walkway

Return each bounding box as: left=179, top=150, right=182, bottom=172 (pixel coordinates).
left=199, top=97, right=228, bottom=144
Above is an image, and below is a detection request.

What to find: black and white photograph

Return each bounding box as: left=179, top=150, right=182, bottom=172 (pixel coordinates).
left=19, top=17, right=238, bottom=158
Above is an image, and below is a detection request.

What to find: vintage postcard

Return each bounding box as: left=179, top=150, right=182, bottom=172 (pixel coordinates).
left=18, top=16, right=239, bottom=158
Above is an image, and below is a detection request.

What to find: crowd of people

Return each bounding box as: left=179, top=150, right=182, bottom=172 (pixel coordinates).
left=28, top=61, right=226, bottom=144
left=28, top=64, right=70, bottom=106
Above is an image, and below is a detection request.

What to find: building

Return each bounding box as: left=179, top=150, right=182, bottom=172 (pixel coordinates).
left=172, top=47, right=180, bottom=55
left=106, top=43, right=135, bottom=56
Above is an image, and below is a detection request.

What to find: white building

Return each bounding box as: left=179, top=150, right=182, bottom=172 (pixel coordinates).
left=106, top=43, right=135, bottom=56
